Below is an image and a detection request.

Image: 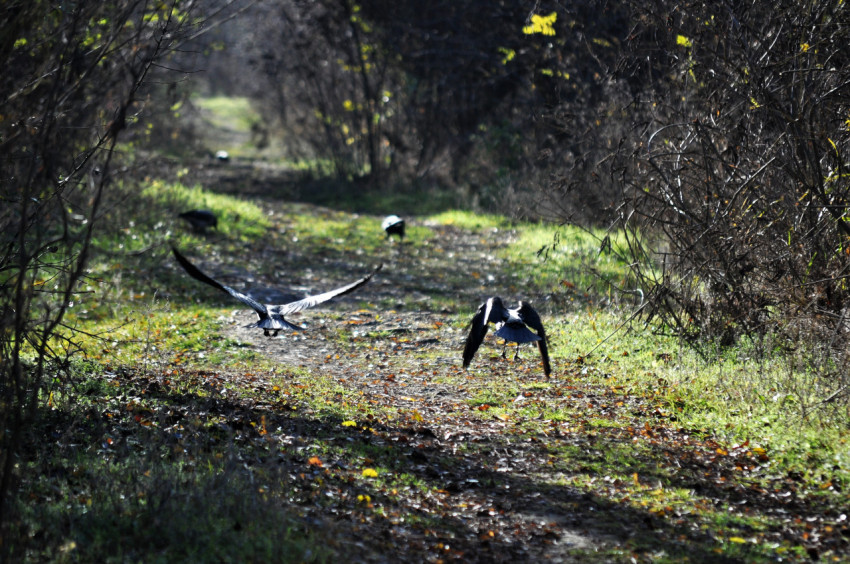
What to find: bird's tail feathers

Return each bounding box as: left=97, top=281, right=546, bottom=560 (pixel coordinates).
left=249, top=317, right=305, bottom=331
left=495, top=324, right=541, bottom=344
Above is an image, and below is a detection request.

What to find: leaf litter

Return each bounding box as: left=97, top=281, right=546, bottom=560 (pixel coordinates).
left=147, top=203, right=847, bottom=563
left=29, top=191, right=849, bottom=563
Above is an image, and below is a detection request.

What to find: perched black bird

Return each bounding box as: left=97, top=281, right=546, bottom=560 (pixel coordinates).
left=382, top=215, right=405, bottom=241
left=462, top=297, right=551, bottom=376
left=178, top=209, right=218, bottom=231
left=172, top=247, right=381, bottom=337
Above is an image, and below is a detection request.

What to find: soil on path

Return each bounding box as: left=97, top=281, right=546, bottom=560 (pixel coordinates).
left=169, top=162, right=845, bottom=562
left=205, top=206, right=661, bottom=563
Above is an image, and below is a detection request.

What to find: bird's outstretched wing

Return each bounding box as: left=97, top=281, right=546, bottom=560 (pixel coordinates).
left=462, top=300, right=491, bottom=368
left=172, top=247, right=267, bottom=317
left=270, top=264, right=383, bottom=316
left=517, top=301, right=551, bottom=376
left=484, top=296, right=508, bottom=324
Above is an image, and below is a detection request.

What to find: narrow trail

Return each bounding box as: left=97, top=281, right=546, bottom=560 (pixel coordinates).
left=187, top=201, right=662, bottom=562
left=164, top=165, right=846, bottom=562
left=208, top=205, right=624, bottom=562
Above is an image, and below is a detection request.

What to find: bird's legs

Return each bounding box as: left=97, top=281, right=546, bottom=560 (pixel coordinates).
left=500, top=342, right=521, bottom=360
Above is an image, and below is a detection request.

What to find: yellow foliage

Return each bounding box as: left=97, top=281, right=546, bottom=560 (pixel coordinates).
left=676, top=35, right=692, bottom=48
left=523, top=12, right=557, bottom=36
left=498, top=47, right=516, bottom=64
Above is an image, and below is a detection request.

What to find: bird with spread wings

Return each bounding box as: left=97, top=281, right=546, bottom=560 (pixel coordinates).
left=462, top=297, right=551, bottom=376
left=172, top=247, right=381, bottom=337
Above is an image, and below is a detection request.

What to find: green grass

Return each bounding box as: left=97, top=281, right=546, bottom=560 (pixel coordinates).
left=191, top=96, right=270, bottom=159
left=64, top=179, right=275, bottom=371
left=17, top=367, right=331, bottom=563
left=17, top=175, right=850, bottom=562
left=429, top=209, right=509, bottom=231
left=193, top=96, right=259, bottom=133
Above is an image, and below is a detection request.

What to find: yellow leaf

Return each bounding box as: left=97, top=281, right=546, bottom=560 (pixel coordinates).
left=342, top=420, right=356, bottom=427
left=362, top=468, right=378, bottom=478
left=411, top=410, right=423, bottom=422
left=498, top=47, right=516, bottom=64
left=676, top=34, right=692, bottom=48
left=522, top=12, right=557, bottom=36
left=728, top=537, right=747, bottom=544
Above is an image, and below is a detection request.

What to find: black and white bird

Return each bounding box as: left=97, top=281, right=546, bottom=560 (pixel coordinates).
left=462, top=297, right=551, bottom=376
left=172, top=247, right=381, bottom=337
left=382, top=215, right=405, bottom=241
left=178, top=209, right=218, bottom=231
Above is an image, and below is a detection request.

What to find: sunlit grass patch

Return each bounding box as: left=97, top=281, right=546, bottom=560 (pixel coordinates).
left=143, top=178, right=272, bottom=241
left=428, top=209, right=508, bottom=231
left=271, top=203, right=433, bottom=262
left=503, top=222, right=639, bottom=304
left=62, top=179, right=275, bottom=369
left=193, top=95, right=260, bottom=135
left=66, top=303, right=267, bottom=372
left=424, top=212, right=639, bottom=309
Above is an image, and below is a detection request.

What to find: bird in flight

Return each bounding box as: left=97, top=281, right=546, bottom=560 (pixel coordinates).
left=462, top=297, right=551, bottom=376
left=382, top=215, right=405, bottom=242
left=172, top=247, right=381, bottom=336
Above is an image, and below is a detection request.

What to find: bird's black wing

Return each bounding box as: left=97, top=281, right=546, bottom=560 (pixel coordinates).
left=462, top=300, right=492, bottom=369
left=484, top=296, right=508, bottom=324
left=172, top=247, right=267, bottom=317
left=517, top=301, right=551, bottom=376
left=271, top=264, right=382, bottom=316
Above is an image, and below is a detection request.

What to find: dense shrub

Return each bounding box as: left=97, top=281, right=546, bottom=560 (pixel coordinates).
left=0, top=1, right=193, bottom=554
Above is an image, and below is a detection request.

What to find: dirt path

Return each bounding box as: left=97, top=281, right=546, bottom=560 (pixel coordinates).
left=169, top=171, right=845, bottom=562
left=190, top=202, right=652, bottom=562
left=203, top=207, right=621, bottom=562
